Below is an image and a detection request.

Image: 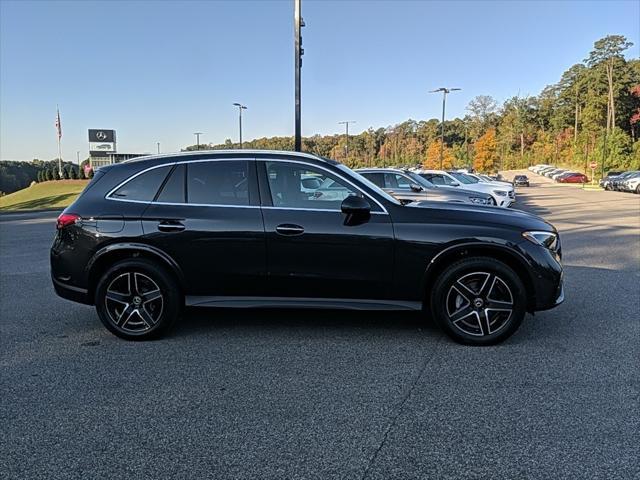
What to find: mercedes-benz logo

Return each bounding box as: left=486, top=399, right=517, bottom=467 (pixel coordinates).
left=96, top=131, right=107, bottom=140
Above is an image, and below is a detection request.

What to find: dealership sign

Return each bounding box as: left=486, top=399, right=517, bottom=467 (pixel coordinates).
left=89, top=129, right=116, bottom=155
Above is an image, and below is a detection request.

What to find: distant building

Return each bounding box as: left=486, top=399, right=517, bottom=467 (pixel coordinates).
left=90, top=152, right=148, bottom=169
left=87, top=129, right=147, bottom=169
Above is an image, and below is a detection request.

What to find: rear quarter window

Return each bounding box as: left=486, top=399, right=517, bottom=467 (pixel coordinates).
left=109, top=165, right=172, bottom=202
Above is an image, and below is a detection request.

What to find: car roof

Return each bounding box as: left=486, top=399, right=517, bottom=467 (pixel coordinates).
left=356, top=167, right=406, bottom=173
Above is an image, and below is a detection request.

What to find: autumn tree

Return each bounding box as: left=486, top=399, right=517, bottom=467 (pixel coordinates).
left=423, top=140, right=454, bottom=169
left=473, top=129, right=498, bottom=173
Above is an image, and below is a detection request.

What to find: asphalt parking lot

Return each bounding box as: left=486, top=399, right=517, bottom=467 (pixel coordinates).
left=1, top=176, right=639, bottom=480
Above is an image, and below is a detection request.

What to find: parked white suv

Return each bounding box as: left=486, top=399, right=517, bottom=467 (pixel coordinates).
left=417, top=170, right=515, bottom=207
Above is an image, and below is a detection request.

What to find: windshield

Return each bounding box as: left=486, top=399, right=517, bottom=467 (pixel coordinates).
left=336, top=164, right=401, bottom=205
left=448, top=172, right=478, bottom=184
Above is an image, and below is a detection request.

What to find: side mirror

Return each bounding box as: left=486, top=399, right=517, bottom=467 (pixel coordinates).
left=341, top=195, right=371, bottom=225
left=450, top=181, right=460, bottom=187
left=410, top=183, right=423, bottom=192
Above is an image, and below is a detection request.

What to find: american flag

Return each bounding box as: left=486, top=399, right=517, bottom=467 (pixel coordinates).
left=55, top=108, right=62, bottom=139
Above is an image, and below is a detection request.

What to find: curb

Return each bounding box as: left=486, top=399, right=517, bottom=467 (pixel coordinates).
left=0, top=207, right=64, bottom=215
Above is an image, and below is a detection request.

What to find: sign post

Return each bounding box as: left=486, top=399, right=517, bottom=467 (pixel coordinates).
left=589, top=161, right=597, bottom=186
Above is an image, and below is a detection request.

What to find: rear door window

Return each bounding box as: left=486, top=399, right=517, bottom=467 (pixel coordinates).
left=156, top=164, right=186, bottom=203
left=187, top=161, right=250, bottom=205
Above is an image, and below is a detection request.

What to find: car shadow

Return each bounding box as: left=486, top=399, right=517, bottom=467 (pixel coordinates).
left=173, top=307, right=438, bottom=338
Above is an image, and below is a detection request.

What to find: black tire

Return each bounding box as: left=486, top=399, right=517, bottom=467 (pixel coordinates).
left=430, top=257, right=527, bottom=345
left=636, top=185, right=640, bottom=195
left=95, top=258, right=181, bottom=340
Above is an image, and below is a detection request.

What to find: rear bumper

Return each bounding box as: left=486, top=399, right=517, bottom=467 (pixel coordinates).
left=52, top=275, right=92, bottom=305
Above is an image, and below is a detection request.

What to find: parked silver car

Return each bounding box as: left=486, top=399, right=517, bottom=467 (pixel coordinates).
left=356, top=168, right=493, bottom=205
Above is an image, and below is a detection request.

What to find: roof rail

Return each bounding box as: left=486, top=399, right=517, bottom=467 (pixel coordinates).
left=122, top=149, right=328, bottom=164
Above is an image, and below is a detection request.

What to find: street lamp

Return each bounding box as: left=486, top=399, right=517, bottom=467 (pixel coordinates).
left=338, top=121, right=356, bottom=158
left=429, top=87, right=461, bottom=169
left=233, top=103, right=247, bottom=148
left=294, top=0, right=305, bottom=152
left=157, top=142, right=160, bottom=154
left=193, top=132, right=203, bottom=150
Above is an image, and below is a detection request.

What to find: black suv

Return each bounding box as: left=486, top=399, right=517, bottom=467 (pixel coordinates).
left=51, top=151, right=564, bottom=345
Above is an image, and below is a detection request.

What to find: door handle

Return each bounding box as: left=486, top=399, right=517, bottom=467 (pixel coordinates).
left=157, top=221, right=185, bottom=232
left=275, top=224, right=304, bottom=236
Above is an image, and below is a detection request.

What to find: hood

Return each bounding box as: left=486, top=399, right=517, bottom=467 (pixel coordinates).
left=407, top=200, right=555, bottom=232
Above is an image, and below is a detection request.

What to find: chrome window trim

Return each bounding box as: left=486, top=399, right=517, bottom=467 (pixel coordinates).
left=105, top=156, right=390, bottom=214
left=261, top=158, right=389, bottom=214
left=262, top=206, right=388, bottom=215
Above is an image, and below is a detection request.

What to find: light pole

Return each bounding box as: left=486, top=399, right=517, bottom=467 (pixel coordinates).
left=233, top=103, right=247, bottom=148
left=338, top=121, right=356, bottom=158
left=429, top=87, right=461, bottom=169
left=157, top=142, right=160, bottom=154
left=193, top=132, right=203, bottom=150
left=294, top=0, right=305, bottom=151
left=76, top=151, right=80, bottom=165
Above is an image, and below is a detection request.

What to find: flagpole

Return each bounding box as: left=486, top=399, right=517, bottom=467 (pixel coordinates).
left=57, top=136, right=62, bottom=176
left=56, top=105, right=63, bottom=176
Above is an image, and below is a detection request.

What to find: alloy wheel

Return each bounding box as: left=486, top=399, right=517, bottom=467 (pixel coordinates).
left=446, top=271, right=514, bottom=337
left=105, top=272, right=164, bottom=333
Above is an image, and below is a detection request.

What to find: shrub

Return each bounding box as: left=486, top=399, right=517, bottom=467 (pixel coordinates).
left=53, top=169, right=60, bottom=180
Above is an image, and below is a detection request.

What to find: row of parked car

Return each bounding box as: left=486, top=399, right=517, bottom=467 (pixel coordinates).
left=353, top=168, right=516, bottom=208
left=599, top=170, right=640, bottom=193
left=528, top=165, right=589, bottom=183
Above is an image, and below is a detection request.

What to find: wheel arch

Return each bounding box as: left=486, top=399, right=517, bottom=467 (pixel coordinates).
left=422, top=242, right=537, bottom=312
left=86, top=242, right=185, bottom=304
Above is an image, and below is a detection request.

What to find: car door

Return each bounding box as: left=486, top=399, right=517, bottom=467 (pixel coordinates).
left=258, top=159, right=394, bottom=300
left=141, top=159, right=266, bottom=296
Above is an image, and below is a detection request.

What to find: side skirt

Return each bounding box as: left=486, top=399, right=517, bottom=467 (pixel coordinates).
left=185, top=296, right=423, bottom=311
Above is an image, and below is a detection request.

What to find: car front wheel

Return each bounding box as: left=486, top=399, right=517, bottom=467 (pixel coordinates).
left=430, top=257, right=527, bottom=345
left=95, top=258, right=181, bottom=340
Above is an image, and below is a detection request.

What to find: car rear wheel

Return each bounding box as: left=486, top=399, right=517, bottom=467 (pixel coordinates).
left=95, top=258, right=181, bottom=340
left=430, top=257, right=527, bottom=345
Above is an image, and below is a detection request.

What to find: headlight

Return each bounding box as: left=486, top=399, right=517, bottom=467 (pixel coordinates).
left=469, top=197, right=488, bottom=205
left=522, top=231, right=558, bottom=250
left=494, top=190, right=507, bottom=196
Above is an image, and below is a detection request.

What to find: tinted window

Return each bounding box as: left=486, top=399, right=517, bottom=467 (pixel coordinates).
left=156, top=164, right=186, bottom=203
left=265, top=162, right=358, bottom=210
left=361, top=172, right=385, bottom=188
left=187, top=161, right=249, bottom=205
left=111, top=165, right=172, bottom=201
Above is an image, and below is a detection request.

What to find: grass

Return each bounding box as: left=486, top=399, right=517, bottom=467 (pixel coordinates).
left=0, top=180, right=89, bottom=211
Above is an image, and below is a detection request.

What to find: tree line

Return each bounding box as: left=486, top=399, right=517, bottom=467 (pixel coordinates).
left=0, top=160, right=89, bottom=196
left=189, top=35, right=639, bottom=175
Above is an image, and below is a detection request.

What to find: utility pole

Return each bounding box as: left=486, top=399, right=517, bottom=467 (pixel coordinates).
left=233, top=103, right=247, bottom=148
left=76, top=151, right=80, bottom=165
left=338, top=121, right=356, bottom=158
left=157, top=142, right=160, bottom=154
left=429, top=87, right=461, bottom=169
left=193, top=132, right=203, bottom=150
left=294, top=0, right=305, bottom=151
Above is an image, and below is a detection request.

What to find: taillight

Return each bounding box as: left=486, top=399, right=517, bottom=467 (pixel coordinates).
left=56, top=213, right=81, bottom=230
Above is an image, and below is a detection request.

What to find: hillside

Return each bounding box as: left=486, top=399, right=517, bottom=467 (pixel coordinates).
left=0, top=180, right=89, bottom=211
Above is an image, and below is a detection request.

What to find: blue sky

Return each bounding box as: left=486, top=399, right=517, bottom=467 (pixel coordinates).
left=1, top=0, right=638, bottom=161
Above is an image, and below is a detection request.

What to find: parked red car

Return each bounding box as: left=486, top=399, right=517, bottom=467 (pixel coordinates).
left=558, top=173, right=588, bottom=183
